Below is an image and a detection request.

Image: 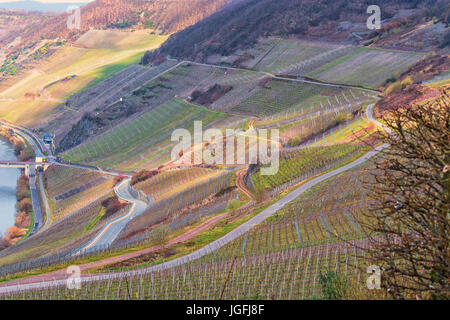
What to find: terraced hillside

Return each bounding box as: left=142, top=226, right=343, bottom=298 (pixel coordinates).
left=255, top=143, right=367, bottom=191
left=42, top=165, right=115, bottom=223
left=120, top=169, right=232, bottom=242
left=309, top=48, right=424, bottom=87
left=0, top=0, right=447, bottom=302
left=0, top=163, right=379, bottom=300
left=239, top=38, right=357, bottom=75
left=56, top=62, right=246, bottom=152
left=134, top=167, right=225, bottom=202
left=63, top=98, right=232, bottom=170
left=230, top=79, right=334, bottom=116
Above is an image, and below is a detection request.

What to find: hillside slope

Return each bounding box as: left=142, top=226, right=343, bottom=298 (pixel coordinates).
left=2, top=0, right=232, bottom=54
left=146, top=0, right=448, bottom=62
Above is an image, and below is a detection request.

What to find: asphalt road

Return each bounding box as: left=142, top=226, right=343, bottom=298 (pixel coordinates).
left=28, top=165, right=43, bottom=236
left=72, top=179, right=148, bottom=255
left=38, top=172, right=51, bottom=230
left=0, top=120, right=46, bottom=157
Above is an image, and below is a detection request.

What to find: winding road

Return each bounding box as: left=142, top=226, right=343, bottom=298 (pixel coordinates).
left=0, top=103, right=390, bottom=294
left=0, top=57, right=384, bottom=292
left=73, top=178, right=148, bottom=255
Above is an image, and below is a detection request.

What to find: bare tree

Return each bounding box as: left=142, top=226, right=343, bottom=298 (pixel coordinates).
left=361, top=90, right=449, bottom=299
left=148, top=225, right=170, bottom=249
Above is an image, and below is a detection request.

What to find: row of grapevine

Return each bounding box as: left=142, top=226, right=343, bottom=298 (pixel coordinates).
left=118, top=170, right=233, bottom=241
left=0, top=238, right=371, bottom=300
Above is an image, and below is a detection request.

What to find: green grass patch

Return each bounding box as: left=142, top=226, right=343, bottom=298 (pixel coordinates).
left=85, top=206, right=105, bottom=232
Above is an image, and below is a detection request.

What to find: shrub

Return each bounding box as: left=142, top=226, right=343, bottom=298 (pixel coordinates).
left=101, top=196, right=128, bottom=217
left=319, top=271, right=348, bottom=300
left=15, top=211, right=30, bottom=228
left=17, top=198, right=32, bottom=213
left=401, top=76, right=413, bottom=88
left=252, top=175, right=266, bottom=203
left=113, top=175, right=126, bottom=186
left=288, top=136, right=302, bottom=147
left=16, top=187, right=29, bottom=202
left=383, top=81, right=402, bottom=96
left=16, top=174, right=29, bottom=201
left=226, top=198, right=240, bottom=213
left=0, top=235, right=9, bottom=250
left=13, top=141, right=25, bottom=154
left=334, top=112, right=348, bottom=125
left=5, top=226, right=26, bottom=241
left=130, top=170, right=159, bottom=186
left=259, top=77, right=271, bottom=87
left=148, top=225, right=170, bottom=247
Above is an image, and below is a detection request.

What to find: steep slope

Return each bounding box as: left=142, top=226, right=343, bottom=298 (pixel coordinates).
left=146, top=0, right=448, bottom=62
left=2, top=0, right=232, bottom=53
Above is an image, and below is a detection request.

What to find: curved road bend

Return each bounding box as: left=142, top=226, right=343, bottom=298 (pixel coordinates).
left=0, top=104, right=390, bottom=293
left=38, top=172, right=51, bottom=230
left=72, top=179, right=148, bottom=256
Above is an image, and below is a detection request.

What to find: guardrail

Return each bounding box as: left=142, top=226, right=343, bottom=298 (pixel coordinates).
left=127, top=183, right=152, bottom=206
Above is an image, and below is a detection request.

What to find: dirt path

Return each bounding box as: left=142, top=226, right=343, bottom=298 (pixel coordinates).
left=235, top=168, right=253, bottom=199
left=0, top=211, right=230, bottom=288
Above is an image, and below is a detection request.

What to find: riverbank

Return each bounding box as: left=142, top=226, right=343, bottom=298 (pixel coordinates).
left=0, top=129, right=34, bottom=251
left=0, top=127, right=34, bottom=162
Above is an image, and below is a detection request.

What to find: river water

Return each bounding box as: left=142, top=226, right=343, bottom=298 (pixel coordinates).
left=0, top=138, right=20, bottom=236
